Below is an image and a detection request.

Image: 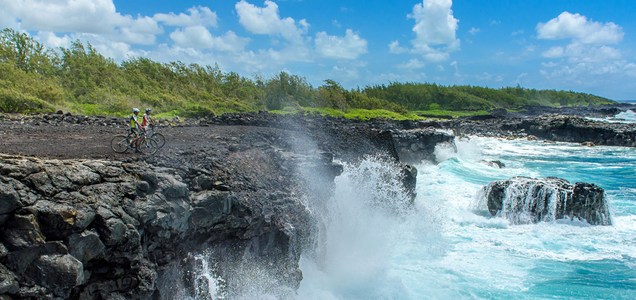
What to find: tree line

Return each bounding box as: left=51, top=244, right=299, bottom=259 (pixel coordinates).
left=0, top=28, right=614, bottom=117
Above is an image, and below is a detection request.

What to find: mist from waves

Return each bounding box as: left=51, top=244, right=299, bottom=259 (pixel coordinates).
left=587, top=108, right=636, bottom=123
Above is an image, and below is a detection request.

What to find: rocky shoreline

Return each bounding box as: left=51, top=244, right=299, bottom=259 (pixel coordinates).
left=0, top=104, right=634, bottom=299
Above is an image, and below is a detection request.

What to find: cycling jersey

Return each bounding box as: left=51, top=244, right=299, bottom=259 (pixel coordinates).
left=130, top=114, right=139, bottom=129
left=141, top=114, right=150, bottom=128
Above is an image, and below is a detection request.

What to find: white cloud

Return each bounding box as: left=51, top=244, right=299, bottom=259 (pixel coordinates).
left=390, top=0, right=460, bottom=62
left=170, top=26, right=215, bottom=49
left=536, top=11, right=633, bottom=84
left=0, top=0, right=123, bottom=34
left=235, top=0, right=308, bottom=44
left=542, top=46, right=564, bottom=58
left=409, top=0, right=460, bottom=61
left=388, top=41, right=407, bottom=54
left=210, top=31, right=251, bottom=52
left=537, top=12, right=623, bottom=45
left=560, top=42, right=621, bottom=64
left=169, top=27, right=249, bottom=52
left=120, top=16, right=162, bottom=45
left=0, top=0, right=162, bottom=47
left=35, top=31, right=72, bottom=48
left=154, top=6, right=218, bottom=27
left=397, top=58, right=426, bottom=69
left=469, top=27, right=480, bottom=35
left=315, top=29, right=367, bottom=60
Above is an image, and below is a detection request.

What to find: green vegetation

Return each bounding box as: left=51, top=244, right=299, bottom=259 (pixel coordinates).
left=0, top=28, right=616, bottom=119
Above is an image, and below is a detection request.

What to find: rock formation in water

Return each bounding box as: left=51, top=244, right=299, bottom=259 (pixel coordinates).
left=481, top=176, right=611, bottom=225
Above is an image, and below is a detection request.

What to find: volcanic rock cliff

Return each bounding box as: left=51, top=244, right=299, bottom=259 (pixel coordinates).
left=0, top=113, right=445, bottom=299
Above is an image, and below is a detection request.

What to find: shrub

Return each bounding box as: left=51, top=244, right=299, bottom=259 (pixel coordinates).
left=0, top=88, right=55, bottom=113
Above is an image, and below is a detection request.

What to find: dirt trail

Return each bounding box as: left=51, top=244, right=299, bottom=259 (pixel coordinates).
left=0, top=121, right=267, bottom=160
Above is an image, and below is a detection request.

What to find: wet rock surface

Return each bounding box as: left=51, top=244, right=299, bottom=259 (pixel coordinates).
left=481, top=176, right=611, bottom=225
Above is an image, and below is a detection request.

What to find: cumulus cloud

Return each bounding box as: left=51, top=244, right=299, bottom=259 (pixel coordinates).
left=397, top=58, right=426, bottom=69
left=170, top=26, right=215, bottom=49
left=0, top=0, right=121, bottom=34
left=235, top=0, right=308, bottom=44
left=315, top=29, right=367, bottom=60
left=536, top=11, right=633, bottom=83
left=409, top=0, right=460, bottom=60
left=120, top=16, right=162, bottom=45
left=170, top=26, right=249, bottom=52
left=154, top=6, right=217, bottom=28
left=542, top=46, right=564, bottom=58
left=389, top=0, right=460, bottom=62
left=537, top=12, right=623, bottom=45
left=35, top=31, right=72, bottom=48
left=388, top=41, right=408, bottom=54
left=0, top=0, right=162, bottom=46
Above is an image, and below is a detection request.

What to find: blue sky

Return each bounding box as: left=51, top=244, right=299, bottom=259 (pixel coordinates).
left=2, top=0, right=636, bottom=100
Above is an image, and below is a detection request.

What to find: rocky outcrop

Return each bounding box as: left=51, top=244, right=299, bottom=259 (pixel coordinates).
left=0, top=151, right=340, bottom=299
left=391, top=128, right=455, bottom=164
left=480, top=177, right=611, bottom=225
left=0, top=109, right=433, bottom=299
left=446, top=114, right=636, bottom=147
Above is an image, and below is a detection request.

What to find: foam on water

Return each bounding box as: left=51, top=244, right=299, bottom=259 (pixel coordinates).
left=299, top=136, right=636, bottom=299
left=587, top=109, right=636, bottom=123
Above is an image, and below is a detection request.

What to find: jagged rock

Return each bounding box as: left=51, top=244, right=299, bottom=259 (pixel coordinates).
left=2, top=214, right=46, bottom=250
left=401, top=164, right=418, bottom=202
left=190, top=190, right=232, bottom=229
left=67, top=230, right=106, bottom=264
left=0, top=180, right=20, bottom=215
left=447, top=114, right=636, bottom=147
left=481, top=160, right=505, bottom=168
left=391, top=128, right=455, bottom=164
left=481, top=176, right=611, bottom=225
left=24, top=254, right=84, bottom=298
left=0, top=263, right=19, bottom=294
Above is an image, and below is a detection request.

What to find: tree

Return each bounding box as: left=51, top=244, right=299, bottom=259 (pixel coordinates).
left=317, top=79, right=347, bottom=110
left=0, top=28, right=58, bottom=75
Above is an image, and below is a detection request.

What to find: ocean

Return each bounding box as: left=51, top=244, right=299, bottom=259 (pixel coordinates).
left=296, top=127, right=636, bottom=299
left=196, top=115, right=636, bottom=299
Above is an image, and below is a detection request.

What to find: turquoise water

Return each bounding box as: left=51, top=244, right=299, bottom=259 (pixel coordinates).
left=298, top=137, right=636, bottom=299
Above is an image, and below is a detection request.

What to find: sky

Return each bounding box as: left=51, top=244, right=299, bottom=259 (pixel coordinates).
left=1, top=0, right=636, bottom=100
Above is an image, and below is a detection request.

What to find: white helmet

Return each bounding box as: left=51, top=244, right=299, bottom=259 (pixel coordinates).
left=133, top=108, right=140, bottom=113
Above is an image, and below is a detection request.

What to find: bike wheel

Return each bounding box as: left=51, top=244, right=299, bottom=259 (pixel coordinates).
left=150, top=132, right=165, bottom=148
left=111, top=135, right=130, bottom=153
left=138, top=137, right=159, bottom=155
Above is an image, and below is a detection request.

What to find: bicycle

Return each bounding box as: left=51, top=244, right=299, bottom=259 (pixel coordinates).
left=146, top=124, right=165, bottom=148
left=111, top=129, right=159, bottom=155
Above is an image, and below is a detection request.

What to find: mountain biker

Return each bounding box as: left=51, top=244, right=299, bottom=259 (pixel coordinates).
left=129, top=108, right=142, bottom=151
left=141, top=108, right=154, bottom=130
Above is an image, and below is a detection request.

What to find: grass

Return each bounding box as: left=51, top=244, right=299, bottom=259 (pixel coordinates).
left=413, top=109, right=490, bottom=118
left=270, top=107, right=494, bottom=120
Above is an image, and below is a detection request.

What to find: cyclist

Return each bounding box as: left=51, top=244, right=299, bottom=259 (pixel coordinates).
left=129, top=108, right=142, bottom=151
left=141, top=108, right=154, bottom=130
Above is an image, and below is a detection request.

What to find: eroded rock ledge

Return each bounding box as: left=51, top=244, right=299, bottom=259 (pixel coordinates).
left=0, top=152, right=336, bottom=299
